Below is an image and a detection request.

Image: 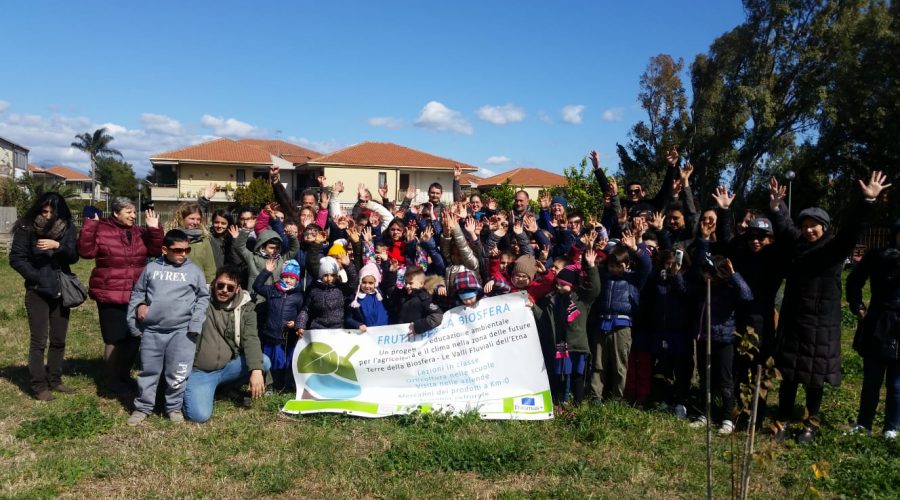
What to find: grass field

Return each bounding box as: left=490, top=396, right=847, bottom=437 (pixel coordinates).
left=0, top=257, right=897, bottom=498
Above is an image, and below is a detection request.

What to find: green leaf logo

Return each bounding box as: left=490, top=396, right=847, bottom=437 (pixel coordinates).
left=297, top=342, right=360, bottom=381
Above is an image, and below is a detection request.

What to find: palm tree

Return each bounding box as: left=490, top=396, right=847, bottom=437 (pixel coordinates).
left=71, top=128, right=122, bottom=204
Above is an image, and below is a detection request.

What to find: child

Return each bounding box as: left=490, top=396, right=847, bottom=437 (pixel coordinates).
left=385, top=265, right=444, bottom=335
left=589, top=231, right=651, bottom=403
left=253, top=259, right=305, bottom=389
left=345, top=262, right=390, bottom=332
left=297, top=256, right=358, bottom=335
left=455, top=270, right=482, bottom=308
left=126, top=229, right=210, bottom=425
left=533, top=248, right=600, bottom=404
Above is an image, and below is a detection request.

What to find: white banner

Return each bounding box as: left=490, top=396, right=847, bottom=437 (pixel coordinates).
left=282, top=292, right=552, bottom=419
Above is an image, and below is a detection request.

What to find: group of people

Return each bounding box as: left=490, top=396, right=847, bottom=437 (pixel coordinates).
left=8, top=150, right=897, bottom=443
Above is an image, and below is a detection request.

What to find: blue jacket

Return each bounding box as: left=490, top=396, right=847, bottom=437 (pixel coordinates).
left=690, top=239, right=754, bottom=343
left=253, top=269, right=305, bottom=343
left=345, top=293, right=390, bottom=329
left=593, top=244, right=652, bottom=320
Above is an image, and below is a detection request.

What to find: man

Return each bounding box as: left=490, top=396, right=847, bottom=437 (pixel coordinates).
left=183, top=266, right=271, bottom=423
left=511, top=190, right=532, bottom=222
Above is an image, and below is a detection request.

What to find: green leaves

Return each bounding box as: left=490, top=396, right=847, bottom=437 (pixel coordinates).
left=297, top=342, right=360, bottom=381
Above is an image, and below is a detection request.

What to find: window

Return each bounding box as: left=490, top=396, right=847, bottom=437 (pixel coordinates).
left=236, top=169, right=246, bottom=185
left=378, top=172, right=387, bottom=189
left=81, top=182, right=92, bottom=194
left=399, top=173, right=410, bottom=190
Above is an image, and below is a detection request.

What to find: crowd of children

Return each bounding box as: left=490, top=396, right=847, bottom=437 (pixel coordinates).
left=100, top=151, right=895, bottom=440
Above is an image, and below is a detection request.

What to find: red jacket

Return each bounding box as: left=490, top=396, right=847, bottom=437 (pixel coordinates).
left=78, top=217, right=164, bottom=304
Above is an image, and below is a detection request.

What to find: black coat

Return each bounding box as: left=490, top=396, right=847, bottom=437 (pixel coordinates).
left=846, top=245, right=900, bottom=360
left=10, top=223, right=79, bottom=299
left=769, top=200, right=872, bottom=387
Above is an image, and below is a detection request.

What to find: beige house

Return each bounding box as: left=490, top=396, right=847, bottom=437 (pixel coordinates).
left=148, top=139, right=480, bottom=213
left=475, top=167, right=568, bottom=200
left=27, top=164, right=105, bottom=200
left=0, top=136, right=29, bottom=179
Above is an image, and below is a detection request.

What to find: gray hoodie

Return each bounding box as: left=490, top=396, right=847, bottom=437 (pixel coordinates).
left=127, top=256, right=210, bottom=336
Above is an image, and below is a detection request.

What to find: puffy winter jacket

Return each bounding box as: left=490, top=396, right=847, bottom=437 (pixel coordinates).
left=296, top=263, right=358, bottom=330
left=78, top=217, right=164, bottom=304
left=253, top=269, right=305, bottom=343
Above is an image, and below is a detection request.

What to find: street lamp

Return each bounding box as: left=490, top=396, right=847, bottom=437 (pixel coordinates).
left=784, top=170, right=796, bottom=214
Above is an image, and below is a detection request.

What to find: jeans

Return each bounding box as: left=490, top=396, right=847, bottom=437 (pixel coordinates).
left=183, top=354, right=272, bottom=423
left=24, top=289, right=69, bottom=393
left=857, top=356, right=900, bottom=432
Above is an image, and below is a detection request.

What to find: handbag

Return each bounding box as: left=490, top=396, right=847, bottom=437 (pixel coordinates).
left=58, top=271, right=88, bottom=308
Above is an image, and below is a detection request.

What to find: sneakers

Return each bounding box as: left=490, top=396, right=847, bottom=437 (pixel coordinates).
left=689, top=415, right=708, bottom=428
left=845, top=424, right=871, bottom=436
left=674, top=404, right=688, bottom=419
left=127, top=411, right=148, bottom=427
left=885, top=430, right=898, bottom=440
left=168, top=411, right=184, bottom=424
left=718, top=420, right=735, bottom=435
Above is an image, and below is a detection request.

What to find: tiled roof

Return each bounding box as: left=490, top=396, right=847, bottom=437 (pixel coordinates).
left=459, top=172, right=482, bottom=186
left=236, top=139, right=321, bottom=165
left=310, top=142, right=478, bottom=171
left=28, top=163, right=49, bottom=174
left=477, top=168, right=568, bottom=187
left=151, top=138, right=273, bottom=164
left=45, top=165, right=91, bottom=181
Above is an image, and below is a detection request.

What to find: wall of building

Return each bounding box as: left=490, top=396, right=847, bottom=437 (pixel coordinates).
left=322, top=167, right=398, bottom=205
left=0, top=147, right=12, bottom=178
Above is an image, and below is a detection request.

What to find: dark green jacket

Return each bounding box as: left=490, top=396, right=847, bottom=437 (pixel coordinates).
left=533, top=264, right=601, bottom=353
left=194, top=290, right=264, bottom=372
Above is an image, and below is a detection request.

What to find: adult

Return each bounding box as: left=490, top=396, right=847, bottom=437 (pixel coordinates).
left=208, top=209, right=235, bottom=269
left=9, top=193, right=80, bottom=401
left=166, top=202, right=217, bottom=283
left=767, top=171, right=890, bottom=443
left=78, top=196, right=162, bottom=394
left=589, top=148, right=678, bottom=215
left=511, top=190, right=532, bottom=223
left=183, top=267, right=270, bottom=423
left=845, top=218, right=900, bottom=440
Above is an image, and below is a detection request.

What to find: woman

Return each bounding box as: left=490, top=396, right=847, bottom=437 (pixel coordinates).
left=79, top=196, right=162, bottom=395
left=167, top=202, right=217, bottom=282
left=208, top=209, right=234, bottom=269
left=767, top=171, right=890, bottom=443
left=846, top=218, right=900, bottom=440
left=10, top=193, right=80, bottom=401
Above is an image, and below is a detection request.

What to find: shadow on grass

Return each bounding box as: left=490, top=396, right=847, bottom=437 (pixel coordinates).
left=0, top=357, right=137, bottom=410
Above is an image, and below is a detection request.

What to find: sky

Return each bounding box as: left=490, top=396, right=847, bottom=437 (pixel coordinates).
left=0, top=1, right=746, bottom=178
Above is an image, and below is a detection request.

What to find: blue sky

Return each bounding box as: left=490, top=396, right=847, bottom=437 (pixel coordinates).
left=0, top=1, right=746, bottom=177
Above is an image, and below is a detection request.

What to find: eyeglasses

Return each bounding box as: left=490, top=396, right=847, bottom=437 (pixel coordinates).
left=215, top=282, right=236, bottom=292
left=167, top=247, right=191, bottom=255
left=239, top=217, right=255, bottom=222
left=627, top=189, right=642, bottom=195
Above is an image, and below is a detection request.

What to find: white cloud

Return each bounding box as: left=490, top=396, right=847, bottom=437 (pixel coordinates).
left=141, top=113, right=186, bottom=135
left=561, top=105, right=586, bottom=125
left=414, top=101, right=473, bottom=135
left=477, top=166, right=498, bottom=177
left=367, top=116, right=404, bottom=129
left=0, top=100, right=9, bottom=114
left=477, top=104, right=525, bottom=125
left=286, top=136, right=342, bottom=154
left=602, top=107, right=624, bottom=122
left=200, top=114, right=264, bottom=137
left=538, top=111, right=553, bottom=124
left=485, top=155, right=510, bottom=165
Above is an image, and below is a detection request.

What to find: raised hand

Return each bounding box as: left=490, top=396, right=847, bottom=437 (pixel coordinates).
left=465, top=217, right=478, bottom=239
left=580, top=229, right=597, bottom=248
left=378, top=184, right=389, bottom=199
left=405, top=184, right=416, bottom=201
left=361, top=225, right=373, bottom=242
left=269, top=165, right=280, bottom=183
left=621, top=229, right=637, bottom=251
left=712, top=186, right=735, bottom=209
left=227, top=224, right=240, bottom=239
left=699, top=215, right=716, bottom=239
left=389, top=258, right=400, bottom=272
left=454, top=165, right=461, bottom=180
left=523, top=213, right=538, bottom=233
left=421, top=224, right=434, bottom=242
left=723, top=258, right=736, bottom=277
left=539, top=192, right=551, bottom=209
left=406, top=225, right=417, bottom=242
left=265, top=258, right=276, bottom=273
left=346, top=225, right=360, bottom=243
left=583, top=247, right=597, bottom=267
left=336, top=215, right=350, bottom=230
left=358, top=183, right=369, bottom=199
left=680, top=162, right=694, bottom=184
left=589, top=150, right=600, bottom=170
left=203, top=182, right=219, bottom=200
left=317, top=175, right=327, bottom=187
left=486, top=197, right=498, bottom=211
left=666, top=146, right=680, bottom=167
left=607, top=177, right=619, bottom=196
left=512, top=219, right=524, bottom=235
left=144, top=209, right=159, bottom=228
left=672, top=178, right=683, bottom=198
left=334, top=181, right=344, bottom=194
left=648, top=211, right=665, bottom=230
left=859, top=170, right=892, bottom=200
left=769, top=177, right=786, bottom=212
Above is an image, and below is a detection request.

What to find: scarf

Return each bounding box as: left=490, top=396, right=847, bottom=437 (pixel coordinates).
left=275, top=280, right=296, bottom=293
left=33, top=215, right=66, bottom=239
left=182, top=227, right=204, bottom=243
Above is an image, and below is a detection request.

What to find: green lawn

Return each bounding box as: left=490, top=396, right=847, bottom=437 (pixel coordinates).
left=0, top=257, right=897, bottom=498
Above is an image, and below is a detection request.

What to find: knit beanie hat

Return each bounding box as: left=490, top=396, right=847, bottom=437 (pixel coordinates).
left=328, top=239, right=348, bottom=258
left=556, top=266, right=580, bottom=288
left=280, top=259, right=301, bottom=280
left=512, top=254, right=537, bottom=281
left=350, top=261, right=383, bottom=307
left=318, top=256, right=340, bottom=278
left=551, top=196, right=568, bottom=209
left=797, top=207, right=830, bottom=231
left=454, top=270, right=481, bottom=300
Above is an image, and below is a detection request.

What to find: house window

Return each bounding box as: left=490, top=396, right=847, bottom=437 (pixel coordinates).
left=236, top=169, right=246, bottom=185
left=81, top=183, right=91, bottom=194
left=399, top=173, right=410, bottom=190
left=378, top=172, right=387, bottom=189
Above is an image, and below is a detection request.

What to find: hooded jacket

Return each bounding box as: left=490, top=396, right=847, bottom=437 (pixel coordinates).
left=193, top=289, right=264, bottom=372
left=232, top=228, right=300, bottom=300
left=127, top=256, right=210, bottom=336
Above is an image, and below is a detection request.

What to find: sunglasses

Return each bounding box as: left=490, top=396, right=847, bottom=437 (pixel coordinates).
left=627, top=189, right=642, bottom=194
left=215, top=282, right=237, bottom=292
left=167, top=247, right=191, bottom=255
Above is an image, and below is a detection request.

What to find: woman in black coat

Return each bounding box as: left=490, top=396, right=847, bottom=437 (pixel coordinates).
left=9, top=193, right=79, bottom=401
left=767, top=171, right=890, bottom=443
left=845, top=219, right=900, bottom=439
